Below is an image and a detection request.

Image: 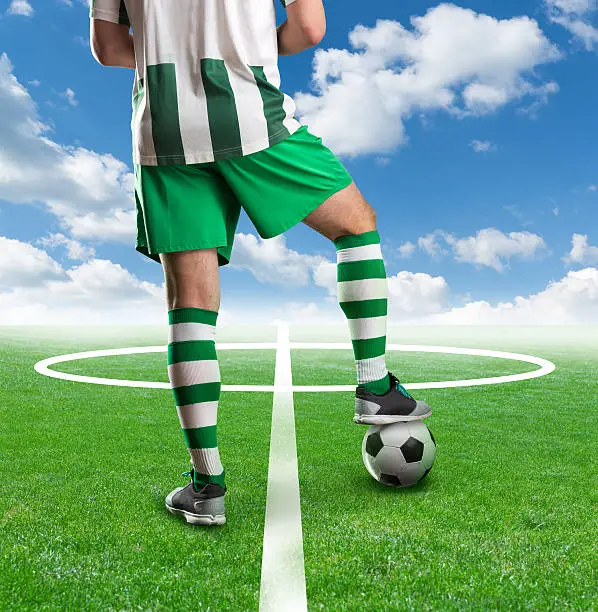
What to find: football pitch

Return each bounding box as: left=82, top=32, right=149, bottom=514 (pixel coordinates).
left=1, top=323, right=596, bottom=610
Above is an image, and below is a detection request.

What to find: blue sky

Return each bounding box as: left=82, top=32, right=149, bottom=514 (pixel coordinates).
left=0, top=0, right=597, bottom=325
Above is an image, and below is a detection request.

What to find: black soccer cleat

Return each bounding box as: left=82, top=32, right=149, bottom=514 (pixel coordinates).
left=165, top=468, right=226, bottom=526
left=354, top=370, right=432, bottom=425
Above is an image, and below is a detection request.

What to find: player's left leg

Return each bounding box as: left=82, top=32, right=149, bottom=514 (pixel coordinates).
left=301, top=182, right=391, bottom=394
left=217, top=124, right=431, bottom=425
left=302, top=181, right=432, bottom=424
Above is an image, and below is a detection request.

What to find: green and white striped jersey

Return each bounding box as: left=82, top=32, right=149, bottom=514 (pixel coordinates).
left=90, top=0, right=302, bottom=166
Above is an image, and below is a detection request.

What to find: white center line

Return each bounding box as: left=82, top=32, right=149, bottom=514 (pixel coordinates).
left=259, top=322, right=307, bottom=612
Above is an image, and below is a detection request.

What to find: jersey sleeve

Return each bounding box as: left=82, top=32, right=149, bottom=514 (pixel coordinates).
left=280, top=0, right=297, bottom=6
left=89, top=0, right=130, bottom=27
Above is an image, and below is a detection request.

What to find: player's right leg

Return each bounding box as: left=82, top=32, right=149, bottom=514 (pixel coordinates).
left=160, top=248, right=227, bottom=526
left=133, top=162, right=241, bottom=525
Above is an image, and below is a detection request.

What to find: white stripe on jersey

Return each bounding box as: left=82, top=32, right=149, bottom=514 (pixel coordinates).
left=175, top=65, right=215, bottom=164
left=227, top=67, right=270, bottom=156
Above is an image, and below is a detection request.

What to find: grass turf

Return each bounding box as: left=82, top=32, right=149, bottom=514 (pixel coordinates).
left=0, top=325, right=596, bottom=610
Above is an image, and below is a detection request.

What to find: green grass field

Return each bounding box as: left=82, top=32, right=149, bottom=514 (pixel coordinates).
left=1, top=324, right=596, bottom=610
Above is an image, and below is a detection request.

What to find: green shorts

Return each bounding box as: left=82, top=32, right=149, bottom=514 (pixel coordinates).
left=134, top=124, right=354, bottom=266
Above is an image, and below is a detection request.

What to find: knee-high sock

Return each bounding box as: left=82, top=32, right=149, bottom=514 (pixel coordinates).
left=167, top=307, right=226, bottom=490
left=334, top=229, right=391, bottom=395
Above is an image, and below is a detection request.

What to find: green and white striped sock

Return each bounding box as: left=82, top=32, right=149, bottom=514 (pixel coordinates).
left=167, top=307, right=226, bottom=491
left=335, top=229, right=391, bottom=395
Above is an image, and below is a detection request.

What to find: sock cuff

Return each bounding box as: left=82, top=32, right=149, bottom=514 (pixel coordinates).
left=168, top=307, right=218, bottom=326
left=334, top=229, right=380, bottom=251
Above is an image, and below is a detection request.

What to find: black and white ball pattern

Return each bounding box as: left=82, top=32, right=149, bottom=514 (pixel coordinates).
left=362, top=421, right=436, bottom=487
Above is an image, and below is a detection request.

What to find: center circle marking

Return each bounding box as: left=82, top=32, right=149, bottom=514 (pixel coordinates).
left=33, top=342, right=556, bottom=391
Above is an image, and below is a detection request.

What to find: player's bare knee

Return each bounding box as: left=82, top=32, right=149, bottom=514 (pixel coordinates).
left=339, top=207, right=377, bottom=239
left=160, top=250, right=220, bottom=312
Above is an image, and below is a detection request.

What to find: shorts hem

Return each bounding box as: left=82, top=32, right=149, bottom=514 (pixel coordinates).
left=258, top=174, right=354, bottom=239
left=136, top=242, right=230, bottom=266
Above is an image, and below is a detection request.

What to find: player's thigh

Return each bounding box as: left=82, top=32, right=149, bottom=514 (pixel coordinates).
left=301, top=180, right=377, bottom=241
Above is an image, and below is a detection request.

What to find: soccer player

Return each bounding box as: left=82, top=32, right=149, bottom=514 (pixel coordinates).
left=90, top=0, right=431, bottom=526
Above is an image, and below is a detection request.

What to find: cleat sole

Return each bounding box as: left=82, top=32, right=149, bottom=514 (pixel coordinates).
left=165, top=502, right=226, bottom=525
left=354, top=409, right=432, bottom=425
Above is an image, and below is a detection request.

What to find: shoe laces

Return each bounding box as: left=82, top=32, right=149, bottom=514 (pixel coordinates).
left=183, top=467, right=226, bottom=494
left=388, top=371, right=414, bottom=400
left=182, top=467, right=205, bottom=493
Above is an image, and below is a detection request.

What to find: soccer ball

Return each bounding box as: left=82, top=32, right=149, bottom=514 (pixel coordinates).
left=362, top=421, right=436, bottom=487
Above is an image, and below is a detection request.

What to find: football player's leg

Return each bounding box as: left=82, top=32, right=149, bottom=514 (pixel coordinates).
left=161, top=249, right=226, bottom=491
left=303, top=182, right=391, bottom=395
left=218, top=127, right=390, bottom=394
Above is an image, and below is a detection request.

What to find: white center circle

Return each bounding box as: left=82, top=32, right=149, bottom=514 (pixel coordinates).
left=33, top=342, right=556, bottom=391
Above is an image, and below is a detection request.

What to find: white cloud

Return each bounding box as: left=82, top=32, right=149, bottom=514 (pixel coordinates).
left=470, top=140, right=496, bottom=153
left=443, top=228, right=548, bottom=272
left=59, top=0, right=92, bottom=8
left=0, top=236, right=65, bottom=289
left=6, top=0, right=34, bottom=16
left=294, top=4, right=561, bottom=157
left=0, top=53, right=135, bottom=243
left=426, top=267, right=598, bottom=325
left=553, top=207, right=560, bottom=216
left=228, top=233, right=329, bottom=287
left=37, top=233, right=96, bottom=261
left=414, top=228, right=548, bottom=271
left=66, top=208, right=136, bottom=242
left=563, top=233, right=598, bottom=265
left=61, top=87, right=78, bottom=107
left=588, top=184, right=597, bottom=191
left=545, top=0, right=598, bottom=50
left=312, top=258, right=337, bottom=293
left=515, top=81, right=561, bottom=119
left=550, top=0, right=595, bottom=9
left=418, top=231, right=449, bottom=258
left=387, top=271, right=449, bottom=317
left=47, top=259, right=162, bottom=304
left=1, top=234, right=596, bottom=326
left=0, top=235, right=165, bottom=325
left=398, top=241, right=416, bottom=258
